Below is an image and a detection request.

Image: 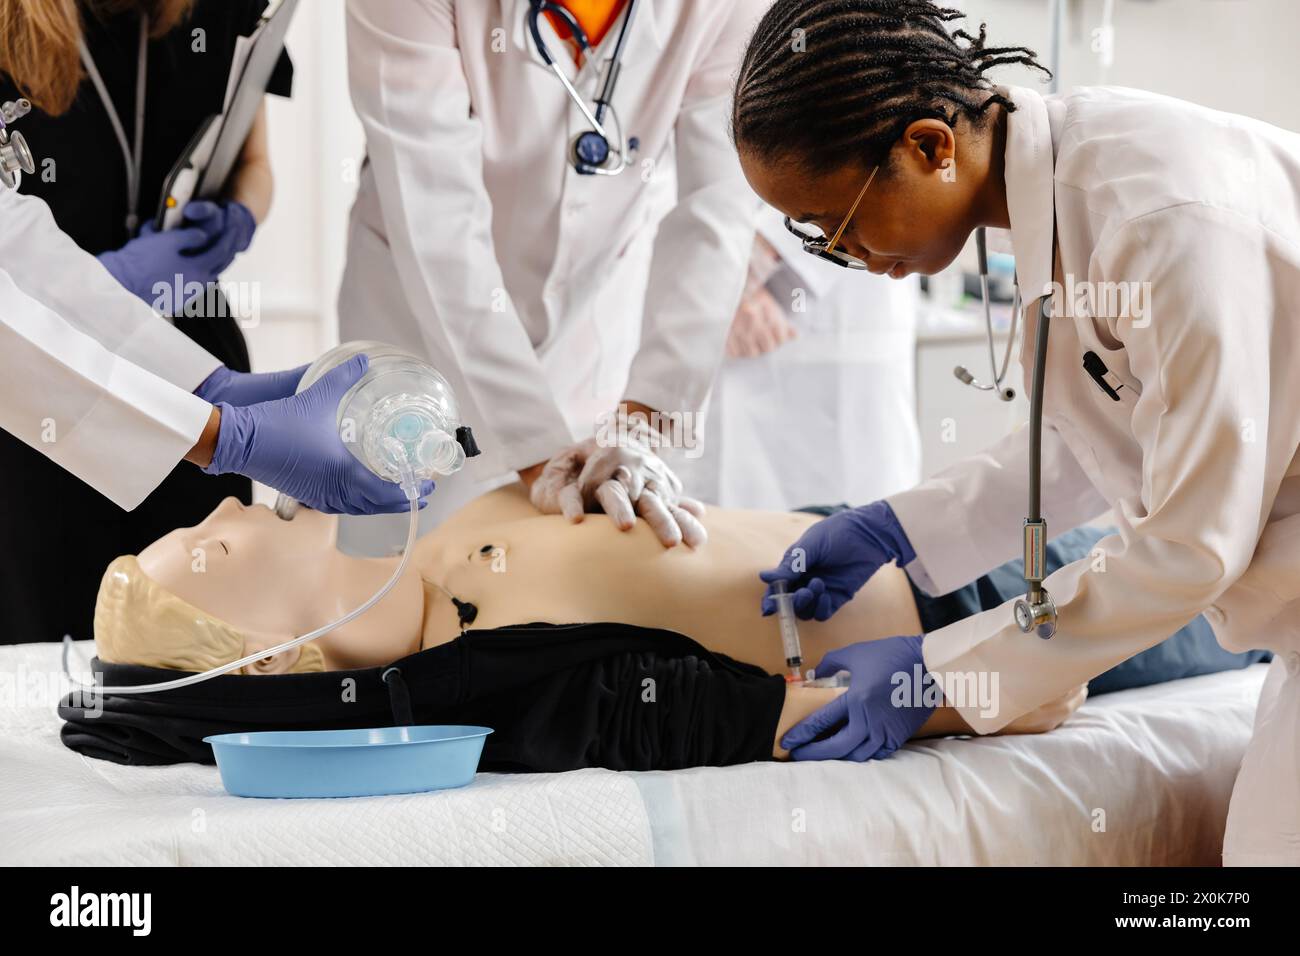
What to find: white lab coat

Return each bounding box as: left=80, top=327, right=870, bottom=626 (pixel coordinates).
left=687, top=207, right=921, bottom=509
left=339, top=0, right=765, bottom=498
left=887, top=85, right=1300, bottom=864
left=0, top=188, right=219, bottom=510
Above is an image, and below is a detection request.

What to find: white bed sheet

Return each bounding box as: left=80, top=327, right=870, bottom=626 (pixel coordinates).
left=630, top=666, right=1266, bottom=865
left=0, top=642, right=1266, bottom=866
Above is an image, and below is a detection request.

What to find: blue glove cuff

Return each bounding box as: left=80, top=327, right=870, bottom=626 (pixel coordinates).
left=856, top=500, right=918, bottom=567
left=226, top=200, right=257, bottom=253
left=201, top=402, right=254, bottom=477
left=193, top=366, right=231, bottom=404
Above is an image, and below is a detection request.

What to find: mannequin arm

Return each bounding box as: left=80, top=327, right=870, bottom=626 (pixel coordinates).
left=771, top=683, right=1087, bottom=759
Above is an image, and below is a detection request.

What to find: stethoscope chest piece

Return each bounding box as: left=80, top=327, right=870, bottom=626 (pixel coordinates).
left=571, top=129, right=611, bottom=172
left=1017, top=517, right=1058, bottom=639
left=1014, top=592, right=1058, bottom=639
left=0, top=99, right=36, bottom=189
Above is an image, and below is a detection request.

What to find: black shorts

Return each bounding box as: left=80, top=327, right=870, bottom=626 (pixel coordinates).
left=59, top=622, right=788, bottom=771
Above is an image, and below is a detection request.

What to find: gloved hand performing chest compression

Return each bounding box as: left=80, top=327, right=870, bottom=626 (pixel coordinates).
left=760, top=500, right=916, bottom=621
left=527, top=415, right=707, bottom=548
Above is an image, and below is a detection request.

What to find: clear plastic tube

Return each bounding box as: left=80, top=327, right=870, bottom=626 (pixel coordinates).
left=63, top=470, right=422, bottom=696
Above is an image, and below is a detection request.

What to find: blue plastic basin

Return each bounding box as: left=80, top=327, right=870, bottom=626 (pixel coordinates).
left=204, top=725, right=493, bottom=799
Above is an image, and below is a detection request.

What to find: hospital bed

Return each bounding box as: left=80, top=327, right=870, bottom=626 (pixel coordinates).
left=0, top=641, right=1264, bottom=866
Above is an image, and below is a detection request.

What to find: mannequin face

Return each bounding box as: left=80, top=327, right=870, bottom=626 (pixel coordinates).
left=135, top=498, right=424, bottom=672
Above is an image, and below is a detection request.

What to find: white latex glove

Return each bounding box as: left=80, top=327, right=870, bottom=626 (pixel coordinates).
left=746, top=234, right=783, bottom=293
left=529, top=424, right=707, bottom=548
left=725, top=284, right=798, bottom=358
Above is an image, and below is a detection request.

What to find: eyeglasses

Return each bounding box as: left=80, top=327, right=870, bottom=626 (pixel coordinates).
left=781, top=166, right=879, bottom=270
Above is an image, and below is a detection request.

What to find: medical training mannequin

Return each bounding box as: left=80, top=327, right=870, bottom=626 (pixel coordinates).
left=94, top=484, right=1083, bottom=756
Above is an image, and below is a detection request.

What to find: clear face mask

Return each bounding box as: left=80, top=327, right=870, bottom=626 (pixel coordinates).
left=63, top=342, right=480, bottom=696
left=276, top=341, right=478, bottom=518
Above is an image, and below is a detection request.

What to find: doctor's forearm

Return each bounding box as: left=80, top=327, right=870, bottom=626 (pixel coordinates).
left=183, top=406, right=221, bottom=469
left=230, top=103, right=273, bottom=223
left=619, top=400, right=658, bottom=430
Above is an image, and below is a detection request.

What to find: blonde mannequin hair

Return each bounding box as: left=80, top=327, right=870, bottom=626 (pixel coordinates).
left=93, top=555, right=324, bottom=674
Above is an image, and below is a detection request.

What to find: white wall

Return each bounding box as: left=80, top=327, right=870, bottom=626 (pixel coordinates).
left=958, top=0, right=1300, bottom=131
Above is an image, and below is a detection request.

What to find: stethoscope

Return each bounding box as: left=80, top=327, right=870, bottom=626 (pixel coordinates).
left=992, top=0, right=1066, bottom=639
left=954, top=225, right=1060, bottom=640
left=527, top=0, right=639, bottom=176
left=78, top=14, right=150, bottom=233
left=0, top=98, right=35, bottom=189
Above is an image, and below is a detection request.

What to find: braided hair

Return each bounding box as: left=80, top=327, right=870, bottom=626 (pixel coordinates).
left=732, top=0, right=1051, bottom=174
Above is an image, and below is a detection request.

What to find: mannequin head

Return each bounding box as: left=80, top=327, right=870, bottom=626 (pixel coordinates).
left=95, top=498, right=425, bottom=674
left=94, top=554, right=326, bottom=674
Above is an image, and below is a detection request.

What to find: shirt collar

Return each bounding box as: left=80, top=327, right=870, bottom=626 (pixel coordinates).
left=507, top=0, right=662, bottom=70
left=1000, top=84, right=1057, bottom=303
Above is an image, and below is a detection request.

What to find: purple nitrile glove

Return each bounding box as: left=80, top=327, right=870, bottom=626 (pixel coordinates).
left=202, top=354, right=434, bottom=516
left=97, top=221, right=215, bottom=305
left=759, top=500, right=916, bottom=622
left=194, top=364, right=309, bottom=407
left=783, top=634, right=934, bottom=761
left=181, top=199, right=256, bottom=275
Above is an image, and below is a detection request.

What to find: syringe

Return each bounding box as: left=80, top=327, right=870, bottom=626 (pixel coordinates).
left=772, top=580, right=803, bottom=682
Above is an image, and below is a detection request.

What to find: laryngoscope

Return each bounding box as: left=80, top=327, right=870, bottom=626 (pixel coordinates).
left=63, top=343, right=480, bottom=696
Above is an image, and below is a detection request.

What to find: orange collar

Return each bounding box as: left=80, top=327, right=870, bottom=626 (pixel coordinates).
left=542, top=0, right=630, bottom=66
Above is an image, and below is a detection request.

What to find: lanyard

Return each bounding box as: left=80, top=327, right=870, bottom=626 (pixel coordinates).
left=78, top=14, right=149, bottom=234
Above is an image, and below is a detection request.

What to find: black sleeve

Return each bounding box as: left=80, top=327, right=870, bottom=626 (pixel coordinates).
left=267, top=49, right=293, bottom=98
left=456, top=650, right=787, bottom=773
left=240, top=0, right=294, bottom=97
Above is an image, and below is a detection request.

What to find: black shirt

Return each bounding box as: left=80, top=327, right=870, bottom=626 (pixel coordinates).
left=2, top=0, right=293, bottom=255
left=0, top=0, right=292, bottom=649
